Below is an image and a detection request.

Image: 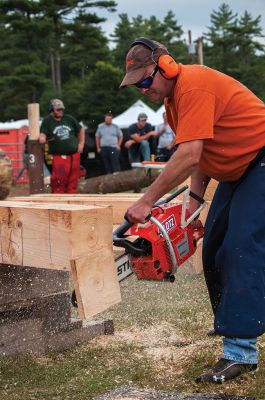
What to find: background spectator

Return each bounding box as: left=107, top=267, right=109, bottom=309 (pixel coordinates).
left=95, top=112, right=123, bottom=174
left=39, top=98, right=85, bottom=193
left=126, top=112, right=157, bottom=163
left=155, top=112, right=177, bottom=161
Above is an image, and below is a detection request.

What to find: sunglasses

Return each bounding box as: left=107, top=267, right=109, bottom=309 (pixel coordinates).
left=135, top=66, right=159, bottom=89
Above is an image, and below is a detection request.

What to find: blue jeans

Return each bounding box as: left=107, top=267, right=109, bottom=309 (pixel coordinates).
left=128, top=141, right=150, bottom=163
left=203, top=155, right=265, bottom=338
left=101, top=146, right=121, bottom=174
left=156, top=146, right=176, bottom=162
left=223, top=337, right=258, bottom=364
left=203, top=154, right=265, bottom=364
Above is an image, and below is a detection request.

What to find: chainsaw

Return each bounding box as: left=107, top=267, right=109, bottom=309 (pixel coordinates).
left=113, top=185, right=206, bottom=283
left=71, top=186, right=205, bottom=307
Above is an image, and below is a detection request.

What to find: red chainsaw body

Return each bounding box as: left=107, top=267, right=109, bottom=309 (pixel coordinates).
left=125, top=203, right=203, bottom=281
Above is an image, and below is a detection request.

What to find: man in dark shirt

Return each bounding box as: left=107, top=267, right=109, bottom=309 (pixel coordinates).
left=126, top=112, right=157, bottom=163
left=39, top=99, right=85, bottom=193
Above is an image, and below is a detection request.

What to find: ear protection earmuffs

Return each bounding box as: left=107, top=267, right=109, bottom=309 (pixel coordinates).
left=131, top=37, right=179, bottom=79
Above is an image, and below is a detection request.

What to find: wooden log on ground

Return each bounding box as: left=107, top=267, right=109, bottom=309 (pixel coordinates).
left=0, top=201, right=121, bottom=319
left=78, top=168, right=160, bottom=194
left=0, top=149, right=12, bottom=199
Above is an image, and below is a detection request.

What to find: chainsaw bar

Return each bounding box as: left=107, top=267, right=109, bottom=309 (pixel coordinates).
left=115, top=253, right=133, bottom=282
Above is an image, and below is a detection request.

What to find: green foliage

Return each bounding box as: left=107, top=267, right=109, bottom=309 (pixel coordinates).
left=204, top=3, right=265, bottom=99
left=0, top=0, right=117, bottom=119
left=0, top=2, right=264, bottom=120
left=111, top=11, right=188, bottom=69
left=75, top=61, right=138, bottom=128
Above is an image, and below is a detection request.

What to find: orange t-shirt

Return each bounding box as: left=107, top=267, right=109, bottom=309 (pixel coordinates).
left=165, top=64, right=265, bottom=181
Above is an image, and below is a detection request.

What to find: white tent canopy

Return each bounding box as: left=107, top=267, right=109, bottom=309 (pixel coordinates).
left=112, top=100, right=163, bottom=129
left=0, top=119, right=29, bottom=130
left=156, top=104, right=165, bottom=121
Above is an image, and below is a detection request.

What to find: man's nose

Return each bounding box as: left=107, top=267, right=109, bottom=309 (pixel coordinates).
left=138, top=88, right=149, bottom=94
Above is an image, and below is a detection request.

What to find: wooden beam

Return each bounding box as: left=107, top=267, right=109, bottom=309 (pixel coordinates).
left=8, top=195, right=142, bottom=225
left=0, top=201, right=112, bottom=269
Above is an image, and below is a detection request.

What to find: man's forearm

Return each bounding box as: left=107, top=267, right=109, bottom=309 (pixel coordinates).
left=142, top=141, right=203, bottom=206
left=132, top=132, right=151, bottom=142
left=39, top=133, right=47, bottom=144
left=189, top=168, right=211, bottom=212
left=95, top=137, right=101, bottom=152
left=190, top=168, right=210, bottom=197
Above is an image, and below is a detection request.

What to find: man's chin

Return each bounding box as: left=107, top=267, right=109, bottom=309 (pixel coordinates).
left=146, top=92, right=162, bottom=102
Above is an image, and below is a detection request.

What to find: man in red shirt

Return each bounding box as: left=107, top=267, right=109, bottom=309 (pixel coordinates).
left=120, top=38, right=265, bottom=383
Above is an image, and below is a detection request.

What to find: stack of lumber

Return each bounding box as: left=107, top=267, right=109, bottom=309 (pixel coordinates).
left=9, top=180, right=218, bottom=275
left=0, top=201, right=121, bottom=319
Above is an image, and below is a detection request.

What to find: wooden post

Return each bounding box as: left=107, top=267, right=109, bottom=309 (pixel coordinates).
left=188, top=30, right=195, bottom=64
left=197, top=37, right=204, bottom=65
left=27, top=103, right=44, bottom=194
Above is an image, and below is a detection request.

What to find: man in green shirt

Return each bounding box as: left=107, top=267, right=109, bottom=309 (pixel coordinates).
left=39, top=99, right=85, bottom=193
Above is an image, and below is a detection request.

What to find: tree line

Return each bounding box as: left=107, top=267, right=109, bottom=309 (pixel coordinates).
left=0, top=1, right=264, bottom=128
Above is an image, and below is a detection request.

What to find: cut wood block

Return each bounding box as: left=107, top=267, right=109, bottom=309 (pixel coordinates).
left=205, top=179, right=218, bottom=201
left=71, top=254, right=121, bottom=319
left=0, top=201, right=113, bottom=270
left=189, top=238, right=203, bottom=274
left=0, top=201, right=121, bottom=319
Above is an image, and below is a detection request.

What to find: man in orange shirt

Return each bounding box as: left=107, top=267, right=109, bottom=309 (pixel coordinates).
left=120, top=38, right=265, bottom=384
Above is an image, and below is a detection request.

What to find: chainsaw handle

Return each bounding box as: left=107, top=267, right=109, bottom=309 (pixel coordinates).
left=189, top=190, right=205, bottom=205
left=180, top=187, right=206, bottom=228
left=155, top=185, right=189, bottom=206
left=113, top=219, right=132, bottom=239
left=113, top=221, right=147, bottom=256
left=113, top=185, right=205, bottom=238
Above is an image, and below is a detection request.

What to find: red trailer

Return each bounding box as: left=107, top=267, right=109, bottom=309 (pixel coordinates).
left=0, top=120, right=29, bottom=184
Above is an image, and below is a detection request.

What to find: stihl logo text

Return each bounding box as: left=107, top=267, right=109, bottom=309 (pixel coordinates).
left=162, top=215, right=176, bottom=232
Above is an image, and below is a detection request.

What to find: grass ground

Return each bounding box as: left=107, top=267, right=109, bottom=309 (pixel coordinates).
left=0, top=272, right=264, bottom=400
left=1, top=184, right=264, bottom=399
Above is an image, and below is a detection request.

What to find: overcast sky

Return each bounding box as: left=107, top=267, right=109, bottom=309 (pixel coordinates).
left=95, top=0, right=265, bottom=45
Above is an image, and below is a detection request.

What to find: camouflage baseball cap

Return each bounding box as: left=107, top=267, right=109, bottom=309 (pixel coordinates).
left=119, top=40, right=167, bottom=88
left=50, top=98, right=65, bottom=110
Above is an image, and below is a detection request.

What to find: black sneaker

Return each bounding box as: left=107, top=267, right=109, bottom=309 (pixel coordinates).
left=196, top=358, right=258, bottom=384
